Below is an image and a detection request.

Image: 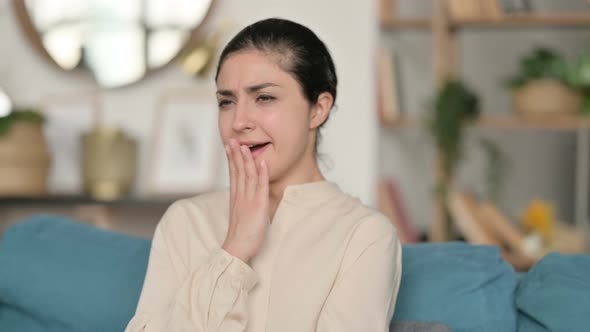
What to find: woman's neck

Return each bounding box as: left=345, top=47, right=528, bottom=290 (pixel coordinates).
left=267, top=162, right=324, bottom=222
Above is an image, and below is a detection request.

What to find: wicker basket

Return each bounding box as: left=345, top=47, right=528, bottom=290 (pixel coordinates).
left=512, top=79, right=582, bottom=117
left=0, top=122, right=50, bottom=196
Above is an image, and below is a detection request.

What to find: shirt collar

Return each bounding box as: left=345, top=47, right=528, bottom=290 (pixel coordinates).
left=281, top=180, right=343, bottom=206
left=220, top=180, right=344, bottom=209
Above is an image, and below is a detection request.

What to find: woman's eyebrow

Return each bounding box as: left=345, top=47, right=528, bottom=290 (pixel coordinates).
left=216, top=90, right=235, bottom=97
left=216, top=83, right=280, bottom=97
left=245, top=83, right=280, bottom=93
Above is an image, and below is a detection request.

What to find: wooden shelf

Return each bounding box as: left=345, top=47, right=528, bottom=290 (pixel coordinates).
left=381, top=13, right=590, bottom=31
left=383, top=115, right=420, bottom=128
left=385, top=114, right=590, bottom=131
left=0, top=195, right=178, bottom=208
left=478, top=114, right=590, bottom=130
left=380, top=17, right=431, bottom=30
left=453, top=13, right=590, bottom=28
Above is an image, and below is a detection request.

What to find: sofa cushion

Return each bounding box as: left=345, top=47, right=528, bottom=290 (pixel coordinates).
left=393, top=242, right=518, bottom=332
left=0, top=304, right=50, bottom=332
left=516, top=252, right=590, bottom=332
left=0, top=215, right=151, bottom=332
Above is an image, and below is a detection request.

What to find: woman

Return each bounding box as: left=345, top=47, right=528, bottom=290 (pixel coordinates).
left=126, top=18, right=401, bottom=332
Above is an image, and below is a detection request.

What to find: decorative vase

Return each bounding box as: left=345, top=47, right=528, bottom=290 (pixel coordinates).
left=512, top=79, right=582, bottom=117
left=82, top=127, right=137, bottom=200
left=0, top=122, right=50, bottom=196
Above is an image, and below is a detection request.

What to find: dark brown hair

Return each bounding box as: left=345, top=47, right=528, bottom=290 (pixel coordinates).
left=215, top=18, right=338, bottom=153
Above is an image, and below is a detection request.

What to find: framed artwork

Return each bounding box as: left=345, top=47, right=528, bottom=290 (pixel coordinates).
left=38, top=91, right=100, bottom=194
left=147, top=88, right=221, bottom=196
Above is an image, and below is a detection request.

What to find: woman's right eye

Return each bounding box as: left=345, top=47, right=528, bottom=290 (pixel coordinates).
left=218, top=100, right=233, bottom=108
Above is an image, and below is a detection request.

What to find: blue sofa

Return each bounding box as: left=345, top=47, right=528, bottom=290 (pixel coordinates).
left=0, top=215, right=588, bottom=332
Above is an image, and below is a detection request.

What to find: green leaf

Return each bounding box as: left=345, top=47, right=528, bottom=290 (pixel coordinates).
left=0, top=109, right=45, bottom=137
left=428, top=79, right=480, bottom=178
left=575, top=54, right=590, bottom=87
left=509, top=47, right=570, bottom=87
left=507, top=76, right=527, bottom=89
left=0, top=116, right=12, bottom=136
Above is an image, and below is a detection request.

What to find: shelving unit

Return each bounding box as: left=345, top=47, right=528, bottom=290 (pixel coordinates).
left=389, top=114, right=590, bottom=130
left=0, top=195, right=176, bottom=238
left=452, top=13, right=590, bottom=27
left=0, top=195, right=176, bottom=208
left=379, top=0, right=590, bottom=242
left=381, top=18, right=431, bottom=29
left=381, top=13, right=590, bottom=30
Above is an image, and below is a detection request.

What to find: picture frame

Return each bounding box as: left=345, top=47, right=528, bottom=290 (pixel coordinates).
left=146, top=88, right=221, bottom=197
left=38, top=91, right=100, bottom=194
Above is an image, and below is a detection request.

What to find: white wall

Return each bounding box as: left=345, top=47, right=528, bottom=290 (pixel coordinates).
left=0, top=0, right=379, bottom=206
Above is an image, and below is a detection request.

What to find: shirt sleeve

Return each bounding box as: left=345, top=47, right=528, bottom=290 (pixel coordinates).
left=124, top=202, right=258, bottom=332
left=316, top=217, right=402, bottom=332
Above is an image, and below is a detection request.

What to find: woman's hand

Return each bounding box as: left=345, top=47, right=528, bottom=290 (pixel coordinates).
left=222, top=139, right=270, bottom=263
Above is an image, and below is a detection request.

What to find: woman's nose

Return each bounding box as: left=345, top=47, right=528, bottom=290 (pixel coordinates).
left=232, top=104, right=255, bottom=132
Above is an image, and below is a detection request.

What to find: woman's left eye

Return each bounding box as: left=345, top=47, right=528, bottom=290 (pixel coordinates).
left=257, top=95, right=276, bottom=103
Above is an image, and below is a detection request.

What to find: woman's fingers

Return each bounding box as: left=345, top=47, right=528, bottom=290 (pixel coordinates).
left=241, top=145, right=258, bottom=199
left=225, top=144, right=236, bottom=206
left=257, top=160, right=269, bottom=203
left=230, top=140, right=246, bottom=197
left=228, top=140, right=269, bottom=224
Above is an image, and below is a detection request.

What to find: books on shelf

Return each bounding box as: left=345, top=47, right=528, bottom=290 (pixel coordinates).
left=377, top=47, right=402, bottom=126
left=447, top=191, right=587, bottom=271
left=447, top=191, right=536, bottom=270
left=377, top=178, right=420, bottom=243
left=477, top=201, right=526, bottom=253
left=447, top=191, right=500, bottom=245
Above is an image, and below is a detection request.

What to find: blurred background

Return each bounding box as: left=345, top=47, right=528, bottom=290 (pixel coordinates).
left=0, top=0, right=589, bottom=270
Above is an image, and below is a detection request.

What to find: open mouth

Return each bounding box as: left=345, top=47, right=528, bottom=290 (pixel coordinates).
left=247, top=142, right=270, bottom=153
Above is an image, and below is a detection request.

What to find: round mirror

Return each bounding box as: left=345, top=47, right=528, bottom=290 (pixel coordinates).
left=14, top=0, right=215, bottom=88
left=0, top=88, right=12, bottom=117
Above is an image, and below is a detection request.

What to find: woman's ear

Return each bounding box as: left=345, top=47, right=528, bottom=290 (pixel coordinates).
left=309, top=92, right=333, bottom=129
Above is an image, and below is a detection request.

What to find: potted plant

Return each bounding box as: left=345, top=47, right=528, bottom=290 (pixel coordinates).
left=0, top=108, right=50, bottom=196
left=429, top=80, right=480, bottom=187
left=507, top=47, right=583, bottom=117
left=570, top=53, right=590, bottom=115
left=427, top=80, right=509, bottom=240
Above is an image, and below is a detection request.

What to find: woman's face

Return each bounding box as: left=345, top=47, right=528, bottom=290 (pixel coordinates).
left=216, top=50, right=316, bottom=182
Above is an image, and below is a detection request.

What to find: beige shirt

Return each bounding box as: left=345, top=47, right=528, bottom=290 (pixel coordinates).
left=125, top=181, right=402, bottom=332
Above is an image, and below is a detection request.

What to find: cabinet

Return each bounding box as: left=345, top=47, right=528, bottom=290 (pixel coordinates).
left=379, top=0, right=590, bottom=241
